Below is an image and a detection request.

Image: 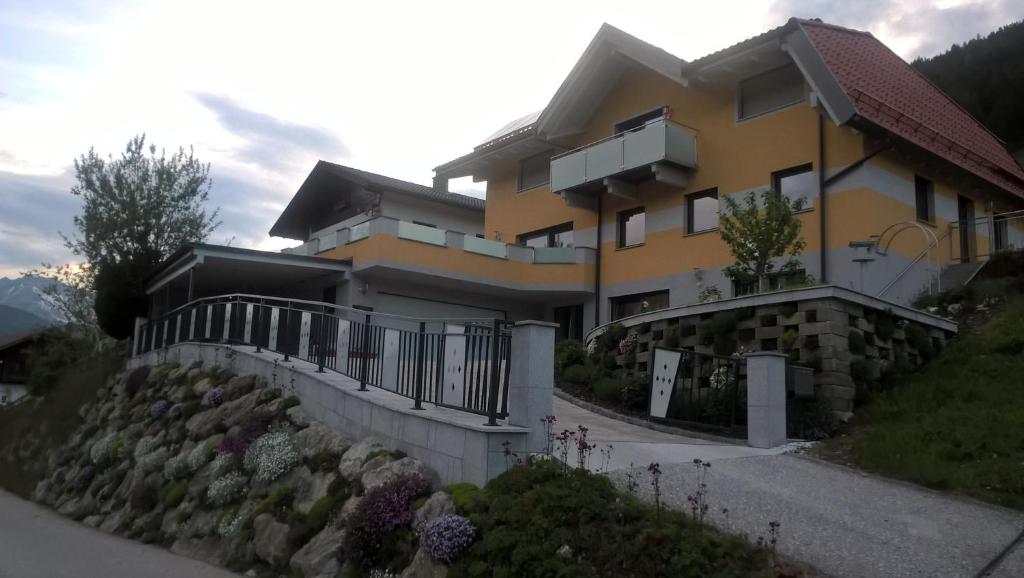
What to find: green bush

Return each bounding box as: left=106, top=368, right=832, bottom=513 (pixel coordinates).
left=620, top=375, right=649, bottom=410
left=163, top=481, right=188, bottom=509
left=848, top=330, right=866, bottom=355
left=623, top=350, right=637, bottom=369
left=306, top=494, right=341, bottom=532
left=663, top=326, right=680, bottom=348
left=560, top=363, right=598, bottom=386
left=444, top=483, right=484, bottom=513
left=25, top=329, right=94, bottom=397
left=601, top=352, right=619, bottom=371
left=308, top=450, right=341, bottom=472
left=449, top=460, right=771, bottom=578
left=875, top=310, right=896, bottom=341
left=593, top=376, right=621, bottom=404
left=256, top=485, right=295, bottom=520
left=554, top=340, right=587, bottom=378
left=781, top=328, right=798, bottom=350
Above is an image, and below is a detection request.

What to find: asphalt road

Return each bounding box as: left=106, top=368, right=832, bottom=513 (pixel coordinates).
left=0, top=489, right=238, bottom=578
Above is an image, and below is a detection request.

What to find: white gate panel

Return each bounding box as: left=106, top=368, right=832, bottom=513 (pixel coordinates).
left=222, top=303, right=232, bottom=341
left=298, top=312, right=311, bottom=358
left=650, top=348, right=682, bottom=419
left=189, top=311, right=196, bottom=339
left=381, top=329, right=400, bottom=392
left=204, top=305, right=213, bottom=338
left=243, top=304, right=254, bottom=343
left=442, top=324, right=466, bottom=407
left=268, top=308, right=280, bottom=350
left=335, top=319, right=351, bottom=372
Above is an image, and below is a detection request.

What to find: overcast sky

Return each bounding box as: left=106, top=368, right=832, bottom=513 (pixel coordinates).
left=2, top=0, right=1022, bottom=278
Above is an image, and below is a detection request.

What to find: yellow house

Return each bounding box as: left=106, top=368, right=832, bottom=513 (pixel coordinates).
left=152, top=19, right=1024, bottom=343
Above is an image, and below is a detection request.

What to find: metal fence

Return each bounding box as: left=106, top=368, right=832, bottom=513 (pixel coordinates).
left=135, top=294, right=513, bottom=423
left=648, top=346, right=746, bottom=436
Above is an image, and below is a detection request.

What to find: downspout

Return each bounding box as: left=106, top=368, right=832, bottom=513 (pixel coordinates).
left=594, top=193, right=603, bottom=328
left=818, top=113, right=828, bottom=284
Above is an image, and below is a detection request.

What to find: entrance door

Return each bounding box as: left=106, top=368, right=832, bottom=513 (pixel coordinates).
left=958, top=196, right=976, bottom=263
left=553, top=304, right=584, bottom=342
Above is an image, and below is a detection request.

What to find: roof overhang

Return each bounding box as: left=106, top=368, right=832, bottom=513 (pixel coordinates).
left=146, top=244, right=350, bottom=296
left=270, top=161, right=376, bottom=240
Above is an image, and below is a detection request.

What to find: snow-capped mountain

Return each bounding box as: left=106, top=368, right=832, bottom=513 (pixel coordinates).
left=0, top=276, right=68, bottom=336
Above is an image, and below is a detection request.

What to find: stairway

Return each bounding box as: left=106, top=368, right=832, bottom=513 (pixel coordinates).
left=939, top=260, right=987, bottom=290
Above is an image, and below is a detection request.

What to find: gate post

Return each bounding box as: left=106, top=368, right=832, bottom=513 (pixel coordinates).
left=744, top=351, right=788, bottom=449
left=508, top=320, right=557, bottom=453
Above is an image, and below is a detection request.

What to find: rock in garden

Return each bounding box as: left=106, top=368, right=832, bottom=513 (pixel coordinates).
left=338, top=437, right=386, bottom=479
left=253, top=513, right=293, bottom=566
left=401, top=547, right=448, bottom=578
left=295, top=423, right=351, bottom=460
left=286, top=406, right=310, bottom=428
left=192, top=377, right=214, bottom=397
left=225, top=374, right=257, bottom=399
left=414, top=492, right=455, bottom=528
left=362, top=457, right=434, bottom=492
left=289, top=524, right=346, bottom=578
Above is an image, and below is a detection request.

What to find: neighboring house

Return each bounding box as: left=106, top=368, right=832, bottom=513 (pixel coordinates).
left=0, top=332, right=35, bottom=405
left=146, top=18, right=1024, bottom=339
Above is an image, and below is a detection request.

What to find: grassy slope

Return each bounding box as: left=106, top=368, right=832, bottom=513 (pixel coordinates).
left=0, top=350, right=121, bottom=497
left=821, top=296, right=1024, bottom=509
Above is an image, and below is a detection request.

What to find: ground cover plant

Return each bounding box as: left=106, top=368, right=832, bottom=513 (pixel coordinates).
left=817, top=294, right=1024, bottom=509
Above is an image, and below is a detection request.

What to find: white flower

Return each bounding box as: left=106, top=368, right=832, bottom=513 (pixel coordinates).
left=243, top=431, right=299, bottom=483
left=207, top=471, right=247, bottom=506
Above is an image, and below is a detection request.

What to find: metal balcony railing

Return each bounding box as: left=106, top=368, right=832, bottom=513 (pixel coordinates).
left=549, top=118, right=698, bottom=193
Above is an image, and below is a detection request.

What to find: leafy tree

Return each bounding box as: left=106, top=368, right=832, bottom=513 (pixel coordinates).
left=22, top=263, right=100, bottom=342
left=61, top=134, right=220, bottom=338
left=718, top=189, right=807, bottom=291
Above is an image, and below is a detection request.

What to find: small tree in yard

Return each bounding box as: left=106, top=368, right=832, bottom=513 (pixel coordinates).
left=718, top=189, right=807, bottom=292
left=58, top=135, right=220, bottom=339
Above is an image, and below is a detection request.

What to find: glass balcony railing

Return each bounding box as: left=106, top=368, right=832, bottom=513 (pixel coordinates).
left=549, top=118, right=697, bottom=193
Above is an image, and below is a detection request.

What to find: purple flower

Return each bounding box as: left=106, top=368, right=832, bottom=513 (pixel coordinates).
left=202, top=386, right=224, bottom=407
left=150, top=400, right=169, bottom=418
left=421, top=514, right=476, bottom=563
left=343, top=474, right=431, bottom=567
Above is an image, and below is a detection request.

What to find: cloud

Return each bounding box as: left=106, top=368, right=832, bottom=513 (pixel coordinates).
left=0, top=169, right=79, bottom=276
left=193, top=93, right=348, bottom=174
left=769, top=0, right=1024, bottom=59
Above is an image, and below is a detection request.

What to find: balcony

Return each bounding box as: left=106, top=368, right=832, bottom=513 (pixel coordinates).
left=550, top=118, right=697, bottom=194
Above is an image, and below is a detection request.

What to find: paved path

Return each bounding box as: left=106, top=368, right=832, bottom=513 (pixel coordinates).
left=553, top=397, right=1024, bottom=578
left=0, top=489, right=238, bottom=578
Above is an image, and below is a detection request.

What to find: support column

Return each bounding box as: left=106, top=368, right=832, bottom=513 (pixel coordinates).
left=745, top=351, right=788, bottom=449
left=508, top=320, right=557, bottom=453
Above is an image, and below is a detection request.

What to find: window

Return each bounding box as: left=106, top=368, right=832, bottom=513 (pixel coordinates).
left=733, top=269, right=808, bottom=297
left=773, top=164, right=814, bottom=208
left=738, top=63, right=806, bottom=120
left=518, top=223, right=573, bottom=248
left=611, top=291, right=670, bottom=320
left=517, top=150, right=553, bottom=192
left=994, top=215, right=1008, bottom=252
left=614, top=106, right=666, bottom=134
left=617, top=207, right=646, bottom=248
left=915, top=175, right=934, bottom=222
left=687, top=189, right=719, bottom=233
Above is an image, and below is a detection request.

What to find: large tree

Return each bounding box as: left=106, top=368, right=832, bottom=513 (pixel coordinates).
left=63, top=134, right=220, bottom=338
left=718, top=189, right=807, bottom=292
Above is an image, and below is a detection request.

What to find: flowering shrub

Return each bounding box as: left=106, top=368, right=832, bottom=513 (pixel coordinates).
left=708, top=366, right=735, bottom=390
left=89, top=432, right=119, bottom=465
left=186, top=440, right=215, bottom=472
left=164, top=453, right=191, bottom=479
left=421, top=514, right=476, bottom=563
left=207, top=471, right=247, bottom=506
left=344, top=474, right=431, bottom=567
left=243, top=431, right=300, bottom=483
left=133, top=435, right=161, bottom=460
left=72, top=464, right=96, bottom=494
left=202, top=386, right=224, bottom=407
left=618, top=333, right=638, bottom=355
left=149, top=399, right=169, bottom=418
left=217, top=507, right=247, bottom=537
left=220, top=415, right=272, bottom=459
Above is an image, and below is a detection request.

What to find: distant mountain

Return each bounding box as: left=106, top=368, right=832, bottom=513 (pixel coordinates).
left=0, top=276, right=68, bottom=337
left=0, top=305, right=50, bottom=337
left=912, top=19, right=1024, bottom=152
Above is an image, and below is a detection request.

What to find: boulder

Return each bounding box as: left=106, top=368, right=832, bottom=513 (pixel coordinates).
left=191, top=377, right=215, bottom=397
left=170, top=538, right=227, bottom=567
left=339, top=495, right=362, bottom=524
left=133, top=431, right=166, bottom=461
left=253, top=513, right=293, bottom=566
left=414, top=492, right=455, bottom=528
left=401, top=547, right=448, bottom=578
left=185, top=406, right=224, bottom=440
left=290, top=524, right=346, bottom=578
left=99, top=506, right=130, bottom=533
left=220, top=389, right=265, bottom=429
left=296, top=472, right=336, bottom=513
left=294, top=422, right=351, bottom=460
left=136, top=446, right=170, bottom=475
left=362, top=457, right=435, bottom=492
left=225, top=374, right=257, bottom=399
left=286, top=406, right=310, bottom=428
left=82, top=514, right=106, bottom=528
left=338, top=437, right=386, bottom=479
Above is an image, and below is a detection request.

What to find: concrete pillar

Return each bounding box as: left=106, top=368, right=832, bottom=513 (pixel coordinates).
left=133, top=317, right=148, bottom=356
left=508, top=320, right=557, bottom=453
left=745, top=351, right=788, bottom=449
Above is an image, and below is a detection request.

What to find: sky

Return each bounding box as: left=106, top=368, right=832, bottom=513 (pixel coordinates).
left=2, top=0, right=1023, bottom=278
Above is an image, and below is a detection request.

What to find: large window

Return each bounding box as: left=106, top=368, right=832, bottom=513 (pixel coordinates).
left=733, top=269, right=808, bottom=297
left=617, top=207, right=646, bottom=248
left=611, top=291, right=670, bottom=320
left=687, top=188, right=719, bottom=233
left=915, top=175, right=935, bottom=222
left=517, top=150, right=553, bottom=192
left=772, top=164, right=815, bottom=207
left=518, top=223, right=574, bottom=248
left=613, top=106, right=667, bottom=134
left=738, top=63, right=806, bottom=120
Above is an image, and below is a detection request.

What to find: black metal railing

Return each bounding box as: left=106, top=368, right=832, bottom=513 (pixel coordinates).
left=648, top=346, right=746, bottom=436
left=135, top=294, right=513, bottom=422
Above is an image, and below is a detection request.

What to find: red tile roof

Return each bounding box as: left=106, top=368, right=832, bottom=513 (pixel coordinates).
left=798, top=19, right=1024, bottom=199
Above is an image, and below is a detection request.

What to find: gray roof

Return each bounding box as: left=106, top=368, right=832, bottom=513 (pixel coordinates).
left=318, top=162, right=484, bottom=211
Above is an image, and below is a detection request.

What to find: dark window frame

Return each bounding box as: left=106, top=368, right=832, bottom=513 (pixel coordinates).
left=772, top=163, right=815, bottom=210
left=517, top=150, right=554, bottom=193
left=915, top=175, right=935, bottom=223
left=613, top=106, right=667, bottom=135
left=686, top=188, right=719, bottom=234
left=610, top=290, right=670, bottom=321
left=517, top=222, right=574, bottom=248
left=617, top=207, right=646, bottom=249
left=732, top=269, right=808, bottom=297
